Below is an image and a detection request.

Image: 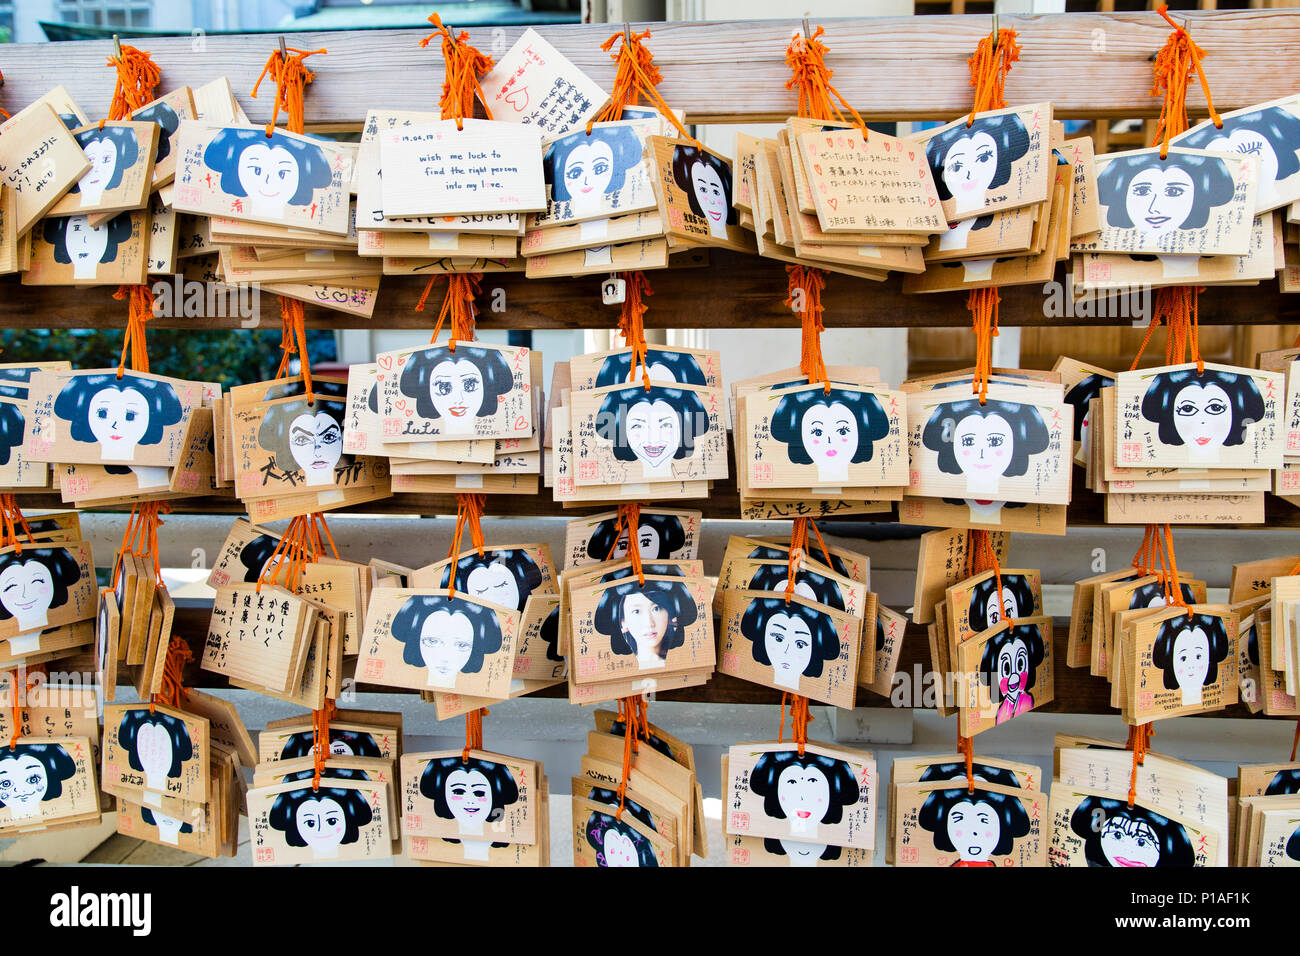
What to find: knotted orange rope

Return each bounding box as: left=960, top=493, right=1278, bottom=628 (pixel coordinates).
left=0, top=495, right=34, bottom=553
left=784, top=25, right=867, bottom=139
left=1150, top=6, right=1221, bottom=160
left=613, top=694, right=648, bottom=820
left=111, top=501, right=169, bottom=587
left=783, top=516, right=832, bottom=605
left=420, top=14, right=494, bottom=131
left=778, top=693, right=813, bottom=756
left=616, top=272, right=654, bottom=391
left=149, top=638, right=192, bottom=714
left=461, top=705, right=488, bottom=762
left=1125, top=723, right=1155, bottom=807
left=604, top=503, right=646, bottom=586
left=6, top=666, right=42, bottom=750
left=310, top=697, right=338, bottom=790
left=966, top=529, right=1013, bottom=630
left=957, top=733, right=976, bottom=794
left=786, top=265, right=830, bottom=392
left=444, top=494, right=487, bottom=601
left=104, top=43, right=160, bottom=123
left=113, top=284, right=154, bottom=378
left=416, top=274, right=480, bottom=350
left=255, top=512, right=339, bottom=593
left=589, top=27, right=697, bottom=144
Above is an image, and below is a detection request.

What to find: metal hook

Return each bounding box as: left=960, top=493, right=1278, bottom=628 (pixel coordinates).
left=802, top=18, right=811, bottom=39
left=990, top=14, right=999, bottom=46
left=623, top=22, right=632, bottom=50
left=446, top=23, right=457, bottom=48
left=113, top=33, right=122, bottom=60
left=278, top=35, right=287, bottom=59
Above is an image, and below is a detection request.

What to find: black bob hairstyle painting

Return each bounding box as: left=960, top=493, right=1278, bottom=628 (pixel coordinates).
left=925, top=113, right=1032, bottom=202
left=419, top=756, right=519, bottom=822
left=545, top=125, right=644, bottom=204
left=279, top=729, right=382, bottom=760
left=918, top=786, right=1030, bottom=856
left=133, top=101, right=180, bottom=164
left=435, top=548, right=544, bottom=613
left=1069, top=795, right=1196, bottom=867
left=201, top=128, right=331, bottom=207
left=53, top=372, right=184, bottom=447
left=1064, top=373, right=1114, bottom=442
left=588, top=786, right=657, bottom=833
left=0, top=402, right=25, bottom=467
left=71, top=125, right=140, bottom=194
left=1139, top=368, right=1265, bottom=448
left=1128, top=579, right=1197, bottom=609
left=238, top=534, right=281, bottom=583
left=1177, top=106, right=1300, bottom=182
left=43, top=213, right=134, bottom=266
left=596, top=386, right=711, bottom=462
left=769, top=387, right=890, bottom=466
left=0, top=548, right=82, bottom=621
left=921, top=398, right=1051, bottom=478
left=740, top=597, right=841, bottom=678
left=585, top=512, right=687, bottom=562
left=593, top=578, right=699, bottom=659
left=268, top=784, right=373, bottom=848
left=749, top=751, right=860, bottom=825
left=748, top=544, right=850, bottom=580
left=594, top=349, right=707, bottom=389
left=1151, top=613, right=1231, bottom=691
left=0, top=743, right=76, bottom=807
left=390, top=594, right=503, bottom=672
left=396, top=345, right=514, bottom=422
left=1097, top=152, right=1236, bottom=230
left=116, top=709, right=194, bottom=779
left=670, top=145, right=737, bottom=225
left=1264, top=769, right=1300, bottom=795
left=746, top=563, right=845, bottom=611
left=968, top=573, right=1037, bottom=629
left=918, top=761, right=1023, bottom=790
left=1288, top=825, right=1300, bottom=862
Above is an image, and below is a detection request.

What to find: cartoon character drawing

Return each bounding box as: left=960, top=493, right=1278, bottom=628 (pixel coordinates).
left=595, top=385, right=711, bottom=479
left=544, top=125, right=645, bottom=219
left=925, top=113, right=1031, bottom=244
left=746, top=563, right=844, bottom=610
left=670, top=145, right=736, bottom=240
left=434, top=549, right=544, bottom=614
left=922, top=398, right=1050, bottom=496
left=585, top=809, right=659, bottom=867
left=1139, top=368, right=1266, bottom=463
left=268, top=783, right=373, bottom=860
left=1097, top=152, right=1236, bottom=245
left=0, top=403, right=25, bottom=468
left=396, top=346, right=514, bottom=436
left=0, top=548, right=81, bottom=634
left=593, top=579, right=698, bottom=671
left=1151, top=612, right=1231, bottom=707
left=53, top=372, right=184, bottom=462
left=1176, top=106, right=1300, bottom=211
left=71, top=125, right=139, bottom=207
left=585, top=512, right=687, bottom=562
left=979, top=623, right=1046, bottom=723
left=967, top=574, right=1036, bottom=631
left=740, top=597, right=841, bottom=692
left=1069, top=796, right=1196, bottom=867
left=42, top=214, right=134, bottom=281
left=1064, top=372, right=1115, bottom=461
left=390, top=594, right=504, bottom=689
left=420, top=756, right=519, bottom=862
left=133, top=100, right=180, bottom=165
left=0, top=743, right=76, bottom=820
left=917, top=786, right=1031, bottom=866
left=116, top=709, right=194, bottom=793
left=141, top=806, right=192, bottom=845
left=769, top=388, right=890, bottom=484
left=594, top=349, right=707, bottom=389
left=256, top=398, right=351, bottom=488
left=202, top=128, right=332, bottom=221
left=279, top=729, right=382, bottom=761
left=748, top=750, right=860, bottom=838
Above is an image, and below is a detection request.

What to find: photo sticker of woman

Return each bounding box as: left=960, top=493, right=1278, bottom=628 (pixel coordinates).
left=1064, top=372, right=1114, bottom=461
left=922, top=399, right=1050, bottom=496
left=968, top=574, right=1036, bottom=631
left=42, top=214, right=134, bottom=281
left=1139, top=368, right=1266, bottom=463
left=1151, top=612, right=1231, bottom=708
left=595, top=386, right=710, bottom=479
left=255, top=398, right=351, bottom=488
left=141, top=806, right=192, bottom=845
left=0, top=743, right=76, bottom=820
left=746, top=563, right=845, bottom=610
left=1096, top=152, right=1236, bottom=245
left=279, top=729, right=382, bottom=760
left=396, top=346, right=514, bottom=436
left=917, top=786, right=1031, bottom=866
left=979, top=623, right=1046, bottom=724
left=201, top=128, right=332, bottom=222
left=71, top=125, right=139, bottom=207
left=544, top=125, right=645, bottom=220
left=435, top=549, right=544, bottom=614
left=53, top=372, right=184, bottom=463
left=769, top=387, right=890, bottom=485
left=748, top=750, right=860, bottom=838
left=268, top=783, right=373, bottom=861
left=670, top=145, right=737, bottom=241
left=0, top=547, right=82, bottom=634
left=594, top=578, right=699, bottom=671
left=0, top=403, right=25, bottom=468
left=419, top=756, right=519, bottom=861
left=1176, top=106, right=1300, bottom=211
left=585, top=512, right=687, bottom=562
left=116, top=709, right=194, bottom=793
left=390, top=594, right=504, bottom=689
left=1069, top=796, right=1196, bottom=867
left=740, top=597, right=841, bottom=692
left=594, top=349, right=707, bottom=389
left=585, top=810, right=659, bottom=867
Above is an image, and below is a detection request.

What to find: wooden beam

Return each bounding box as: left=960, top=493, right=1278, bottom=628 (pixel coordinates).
left=0, top=12, right=1297, bottom=125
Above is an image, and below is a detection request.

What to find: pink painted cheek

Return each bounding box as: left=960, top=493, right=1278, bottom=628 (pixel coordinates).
left=811, top=439, right=819, bottom=445
left=994, top=450, right=1004, bottom=457
left=999, top=676, right=1010, bottom=694
left=451, top=795, right=462, bottom=801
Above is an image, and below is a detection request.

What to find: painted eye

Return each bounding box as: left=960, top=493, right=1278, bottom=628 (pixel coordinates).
left=976, top=148, right=993, bottom=164
left=455, top=641, right=471, bottom=651
left=278, top=170, right=290, bottom=181
left=325, top=815, right=340, bottom=827
left=1130, top=183, right=1152, bottom=197
left=96, top=409, right=108, bottom=419
left=462, top=379, right=479, bottom=394
left=124, top=411, right=136, bottom=422
left=250, top=165, right=262, bottom=177
left=304, top=817, right=316, bottom=830
left=1164, top=185, right=1186, bottom=198
left=566, top=166, right=582, bottom=181
left=1175, top=402, right=1199, bottom=416
left=0, top=779, right=9, bottom=789
left=435, top=381, right=453, bottom=396
left=292, top=434, right=311, bottom=446
left=1236, top=142, right=1263, bottom=155
left=810, top=427, right=823, bottom=437
left=1205, top=401, right=1227, bottom=415
left=986, top=434, right=1004, bottom=448
left=594, top=160, right=610, bottom=176
left=795, top=640, right=809, bottom=651
left=950, top=161, right=964, bottom=173
left=960, top=435, right=975, bottom=447
left=26, top=774, right=40, bottom=786
left=836, top=426, right=850, bottom=437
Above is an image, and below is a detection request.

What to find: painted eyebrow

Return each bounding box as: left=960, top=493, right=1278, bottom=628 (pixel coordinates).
left=290, top=426, right=313, bottom=437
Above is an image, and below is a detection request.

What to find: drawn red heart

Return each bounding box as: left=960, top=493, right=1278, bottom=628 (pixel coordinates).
left=909, top=151, right=915, bottom=161
left=503, top=86, right=530, bottom=113
left=814, top=164, right=822, bottom=176
left=376, top=373, right=385, bottom=382
left=929, top=197, right=937, bottom=206
left=377, top=355, right=393, bottom=370
left=827, top=198, right=838, bottom=210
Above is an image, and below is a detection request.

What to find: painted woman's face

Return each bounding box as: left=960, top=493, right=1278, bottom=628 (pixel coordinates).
left=135, top=721, right=174, bottom=784
left=941, top=131, right=998, bottom=208
left=562, top=140, right=615, bottom=211
left=79, top=139, right=119, bottom=204
left=445, top=768, right=494, bottom=831
left=295, top=795, right=346, bottom=855
left=953, top=413, right=1013, bottom=483
left=1171, top=383, right=1232, bottom=451
left=995, top=636, right=1031, bottom=701
left=690, top=160, right=728, bottom=236
left=800, top=401, right=858, bottom=471
left=622, top=591, right=670, bottom=656
left=88, top=386, right=149, bottom=459
left=466, top=562, right=521, bottom=611
left=777, top=764, right=830, bottom=828
left=984, top=587, right=1020, bottom=628
left=419, top=610, right=474, bottom=684
left=608, top=524, right=661, bottom=560
left=763, top=611, right=813, bottom=686
left=1101, top=817, right=1161, bottom=867
left=624, top=399, right=681, bottom=469
left=64, top=216, right=110, bottom=279
left=237, top=143, right=300, bottom=215
left=430, top=358, right=485, bottom=429
left=0, top=755, right=48, bottom=815
left=945, top=799, right=1000, bottom=862
left=288, top=412, right=343, bottom=485
left=1207, top=128, right=1278, bottom=196
left=602, top=827, right=639, bottom=866
left=1125, top=166, right=1196, bottom=237
left=1172, top=626, right=1211, bottom=691
left=0, top=559, right=54, bottom=628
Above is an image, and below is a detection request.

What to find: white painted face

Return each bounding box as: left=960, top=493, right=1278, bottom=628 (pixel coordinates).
left=152, top=810, right=184, bottom=844
left=88, top=386, right=149, bottom=460
left=237, top=143, right=300, bottom=217
left=328, top=739, right=353, bottom=756
left=646, top=361, right=677, bottom=383
left=953, top=413, right=1013, bottom=489
left=419, top=609, right=474, bottom=686
left=562, top=139, right=615, bottom=215
left=621, top=591, right=670, bottom=659
left=964, top=498, right=1006, bottom=522
left=946, top=799, right=1000, bottom=862
left=779, top=839, right=825, bottom=866
left=78, top=138, right=119, bottom=205
left=0, top=559, right=54, bottom=631
left=446, top=768, right=493, bottom=834
left=768, top=576, right=819, bottom=603
left=1171, top=383, right=1232, bottom=452
left=602, top=827, right=640, bottom=867
left=1172, top=625, right=1211, bottom=692
left=1207, top=128, right=1278, bottom=207
left=1101, top=816, right=1161, bottom=867
left=777, top=763, right=830, bottom=830
left=430, top=358, right=485, bottom=433
left=63, top=216, right=111, bottom=280
left=941, top=131, right=998, bottom=211
left=466, top=562, right=521, bottom=611
left=764, top=611, right=813, bottom=688
left=690, top=160, right=728, bottom=238
left=0, top=754, right=48, bottom=817
left=135, top=721, right=174, bottom=788
left=288, top=412, right=342, bottom=486
left=1124, top=165, right=1196, bottom=238
left=624, top=399, right=682, bottom=470
left=996, top=636, right=1031, bottom=701
left=800, top=401, right=858, bottom=472
left=984, top=587, right=1020, bottom=628
left=295, top=796, right=347, bottom=856
left=634, top=524, right=662, bottom=559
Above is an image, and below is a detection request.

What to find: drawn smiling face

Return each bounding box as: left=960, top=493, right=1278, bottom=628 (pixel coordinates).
left=602, top=827, right=639, bottom=866
left=419, top=609, right=474, bottom=687
left=1101, top=816, right=1161, bottom=867
left=941, top=131, right=998, bottom=212
left=63, top=217, right=111, bottom=279
left=763, top=611, right=812, bottom=689
left=1125, top=166, right=1196, bottom=238
left=88, top=386, right=149, bottom=460
left=237, top=143, right=300, bottom=216
left=690, top=160, right=728, bottom=238
left=1172, top=625, right=1211, bottom=693
left=295, top=795, right=346, bottom=856
left=953, top=413, right=1013, bottom=490
left=779, top=839, right=826, bottom=866
left=946, top=799, right=1000, bottom=862
left=445, top=768, right=492, bottom=835
left=466, top=562, right=521, bottom=611
left=995, top=636, right=1031, bottom=702
left=0, top=560, right=53, bottom=630
left=800, top=401, right=857, bottom=478
left=79, top=139, right=119, bottom=204
left=563, top=139, right=615, bottom=215
left=776, top=764, right=830, bottom=832
left=624, top=399, right=681, bottom=470
left=1171, top=383, right=1232, bottom=453
left=429, top=358, right=484, bottom=433
left=288, top=412, right=342, bottom=486
left=0, top=754, right=48, bottom=817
